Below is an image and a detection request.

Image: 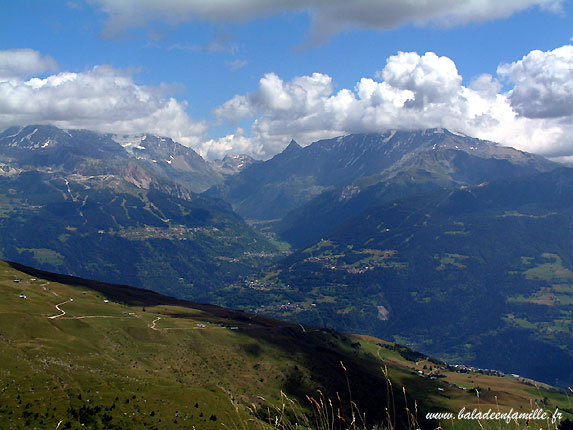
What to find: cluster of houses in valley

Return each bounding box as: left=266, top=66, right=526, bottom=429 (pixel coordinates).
left=416, top=368, right=445, bottom=380
left=216, top=256, right=240, bottom=263
left=245, top=280, right=288, bottom=291
left=413, top=363, right=510, bottom=393
left=304, top=255, right=381, bottom=274
left=256, top=302, right=308, bottom=313
left=243, top=251, right=281, bottom=259
left=227, top=277, right=289, bottom=291
left=217, top=251, right=282, bottom=264
left=118, top=225, right=220, bottom=241
left=416, top=363, right=506, bottom=380
left=450, top=364, right=506, bottom=378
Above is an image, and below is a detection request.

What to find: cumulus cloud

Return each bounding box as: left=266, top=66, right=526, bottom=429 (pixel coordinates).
left=498, top=45, right=573, bottom=119
left=0, top=50, right=206, bottom=147
left=379, top=51, right=462, bottom=108
left=201, top=128, right=264, bottom=160
left=213, top=47, right=573, bottom=159
left=92, top=0, right=562, bottom=42
left=215, top=72, right=333, bottom=122
left=0, top=49, right=57, bottom=80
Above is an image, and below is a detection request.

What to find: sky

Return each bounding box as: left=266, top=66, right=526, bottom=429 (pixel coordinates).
left=1, top=0, right=573, bottom=160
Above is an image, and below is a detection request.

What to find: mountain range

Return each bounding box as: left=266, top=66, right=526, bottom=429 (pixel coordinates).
left=1, top=125, right=255, bottom=194
left=207, top=129, right=555, bottom=241
left=1, top=124, right=572, bottom=390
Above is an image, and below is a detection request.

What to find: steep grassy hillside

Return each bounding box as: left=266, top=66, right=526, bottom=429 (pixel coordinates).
left=0, top=261, right=571, bottom=429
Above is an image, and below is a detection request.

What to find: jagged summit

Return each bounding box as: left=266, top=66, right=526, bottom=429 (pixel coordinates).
left=283, top=139, right=302, bottom=152
left=210, top=153, right=259, bottom=177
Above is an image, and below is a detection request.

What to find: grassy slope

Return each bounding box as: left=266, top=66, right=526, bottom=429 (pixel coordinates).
left=0, top=261, right=570, bottom=429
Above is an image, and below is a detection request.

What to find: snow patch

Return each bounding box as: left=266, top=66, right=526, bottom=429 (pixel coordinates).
left=3, top=126, right=25, bottom=139
left=19, top=128, right=39, bottom=144
left=382, top=130, right=396, bottom=143
left=112, top=133, right=146, bottom=149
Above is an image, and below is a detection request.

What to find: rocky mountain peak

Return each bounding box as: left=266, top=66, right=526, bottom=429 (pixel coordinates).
left=283, top=139, right=302, bottom=153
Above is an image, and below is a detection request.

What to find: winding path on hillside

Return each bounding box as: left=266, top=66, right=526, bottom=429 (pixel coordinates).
left=46, top=294, right=133, bottom=321
left=45, top=296, right=302, bottom=334
left=149, top=317, right=161, bottom=330
left=40, top=282, right=60, bottom=297
left=49, top=298, right=73, bottom=319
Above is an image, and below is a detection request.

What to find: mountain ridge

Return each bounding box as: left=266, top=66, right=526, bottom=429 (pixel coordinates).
left=1, top=125, right=224, bottom=193
left=206, top=129, right=557, bottom=224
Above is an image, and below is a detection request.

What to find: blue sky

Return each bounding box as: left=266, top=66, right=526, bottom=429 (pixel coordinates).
left=1, top=0, right=572, bottom=159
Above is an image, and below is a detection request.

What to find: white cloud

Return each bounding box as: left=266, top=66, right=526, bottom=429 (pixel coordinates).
left=498, top=45, right=573, bottom=119
left=469, top=74, right=503, bottom=99
left=3, top=46, right=573, bottom=161
left=0, top=49, right=57, bottom=80
left=0, top=50, right=206, bottom=147
left=214, top=46, right=573, bottom=159
left=215, top=72, right=333, bottom=124
left=92, top=0, right=563, bottom=42
left=379, top=51, right=462, bottom=108
left=200, top=128, right=263, bottom=160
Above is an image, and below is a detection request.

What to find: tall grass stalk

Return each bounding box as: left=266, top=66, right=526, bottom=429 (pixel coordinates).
left=242, top=364, right=571, bottom=430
